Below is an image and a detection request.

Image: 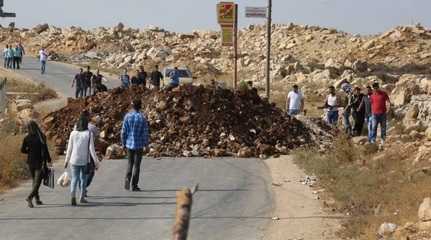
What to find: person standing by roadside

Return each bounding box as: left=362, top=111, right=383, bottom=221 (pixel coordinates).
left=39, top=48, right=48, bottom=74
left=18, top=42, right=25, bottom=67
left=131, top=70, right=140, bottom=86
left=358, top=86, right=373, bottom=142
left=340, top=81, right=354, bottom=135
left=72, top=68, right=84, bottom=98
left=137, top=66, right=147, bottom=88
left=165, top=67, right=180, bottom=91
left=83, top=66, right=93, bottom=96
left=370, top=82, right=392, bottom=146
left=64, top=115, right=100, bottom=206
left=320, top=86, right=339, bottom=126
left=21, top=121, right=52, bottom=208
left=6, top=45, right=13, bottom=69
left=121, top=99, right=149, bottom=192
left=351, top=87, right=366, bottom=136
left=120, top=68, right=130, bottom=89
left=13, top=45, right=23, bottom=69
left=3, top=45, right=9, bottom=68
left=286, top=85, right=304, bottom=116
left=150, top=65, right=163, bottom=90
left=92, top=69, right=106, bottom=94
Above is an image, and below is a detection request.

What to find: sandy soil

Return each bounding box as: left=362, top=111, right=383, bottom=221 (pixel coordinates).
left=263, top=155, right=341, bottom=240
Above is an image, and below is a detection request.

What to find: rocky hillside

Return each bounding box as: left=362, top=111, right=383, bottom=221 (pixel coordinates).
left=1, top=23, right=431, bottom=86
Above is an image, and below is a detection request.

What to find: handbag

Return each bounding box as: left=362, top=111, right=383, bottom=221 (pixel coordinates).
left=43, top=167, right=55, bottom=189
left=57, top=171, right=70, bottom=187
left=85, top=132, right=95, bottom=174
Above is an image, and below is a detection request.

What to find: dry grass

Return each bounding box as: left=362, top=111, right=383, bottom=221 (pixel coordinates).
left=293, top=136, right=431, bottom=239
left=5, top=79, right=57, bottom=103
left=0, top=129, right=28, bottom=190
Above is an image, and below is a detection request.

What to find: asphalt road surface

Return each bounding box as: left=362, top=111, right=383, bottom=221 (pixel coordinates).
left=11, top=57, right=117, bottom=97
left=0, top=60, right=274, bottom=240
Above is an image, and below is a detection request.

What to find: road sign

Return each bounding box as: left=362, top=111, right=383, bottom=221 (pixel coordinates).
left=217, top=2, right=236, bottom=24
left=220, top=24, right=234, bottom=46
left=245, top=7, right=267, bottom=18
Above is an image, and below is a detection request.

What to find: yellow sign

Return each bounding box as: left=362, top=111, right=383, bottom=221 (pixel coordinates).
left=221, top=25, right=234, bottom=46
left=217, top=2, right=236, bottom=24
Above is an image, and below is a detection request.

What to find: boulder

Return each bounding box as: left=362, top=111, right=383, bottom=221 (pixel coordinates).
left=33, top=23, right=49, bottom=34
left=15, top=99, right=33, bottom=111
left=377, top=222, right=398, bottom=238
left=419, top=198, right=431, bottom=221
left=426, top=127, right=431, bottom=141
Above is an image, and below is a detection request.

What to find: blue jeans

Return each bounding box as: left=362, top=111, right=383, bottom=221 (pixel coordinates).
left=371, top=113, right=387, bottom=143
left=70, top=165, right=87, bottom=199
left=40, top=60, right=46, bottom=74
left=327, top=110, right=339, bottom=126
left=367, top=116, right=373, bottom=142
left=343, top=109, right=352, bottom=134
left=288, top=109, right=301, bottom=116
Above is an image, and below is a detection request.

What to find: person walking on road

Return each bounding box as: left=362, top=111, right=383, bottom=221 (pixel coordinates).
left=21, top=120, right=52, bottom=208
left=5, top=45, right=13, bottom=69
left=39, top=48, right=48, bottom=74
left=72, top=68, right=85, bottom=98
left=286, top=84, right=304, bottom=116
left=150, top=65, right=163, bottom=90
left=83, top=66, right=93, bottom=96
left=120, top=68, right=130, bottom=89
left=370, top=82, right=392, bottom=146
left=121, top=99, right=150, bottom=192
left=74, top=110, right=101, bottom=197
left=65, top=115, right=100, bottom=206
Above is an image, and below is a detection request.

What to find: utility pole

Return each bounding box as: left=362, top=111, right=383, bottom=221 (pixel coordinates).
left=233, top=4, right=238, bottom=90
left=265, top=0, right=272, bottom=99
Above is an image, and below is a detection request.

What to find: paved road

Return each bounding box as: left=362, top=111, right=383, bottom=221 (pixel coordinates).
left=10, top=57, right=117, bottom=97
left=0, top=60, right=274, bottom=240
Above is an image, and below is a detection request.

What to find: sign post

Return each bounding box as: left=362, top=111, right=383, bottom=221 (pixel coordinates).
left=265, top=0, right=272, bottom=99
left=217, top=2, right=238, bottom=89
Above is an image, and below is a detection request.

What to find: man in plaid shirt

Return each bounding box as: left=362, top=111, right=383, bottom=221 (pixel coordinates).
left=121, top=99, right=150, bottom=191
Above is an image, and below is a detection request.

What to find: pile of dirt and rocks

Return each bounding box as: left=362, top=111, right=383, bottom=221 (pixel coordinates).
left=43, top=85, right=317, bottom=158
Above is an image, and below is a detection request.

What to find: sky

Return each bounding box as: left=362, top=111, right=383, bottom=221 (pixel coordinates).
left=1, top=0, right=430, bottom=35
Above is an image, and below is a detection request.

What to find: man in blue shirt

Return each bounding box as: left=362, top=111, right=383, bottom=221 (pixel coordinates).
left=166, top=67, right=180, bottom=91
left=121, top=99, right=150, bottom=191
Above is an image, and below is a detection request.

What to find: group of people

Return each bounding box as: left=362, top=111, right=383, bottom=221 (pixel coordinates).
left=21, top=99, right=150, bottom=207
left=286, top=81, right=391, bottom=145
left=3, top=43, right=25, bottom=69
left=119, top=65, right=178, bottom=91
left=72, top=66, right=108, bottom=98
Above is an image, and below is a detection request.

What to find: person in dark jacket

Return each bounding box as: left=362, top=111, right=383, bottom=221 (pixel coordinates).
left=150, top=65, right=163, bottom=90
left=21, top=120, right=52, bottom=208
left=351, top=87, right=366, bottom=136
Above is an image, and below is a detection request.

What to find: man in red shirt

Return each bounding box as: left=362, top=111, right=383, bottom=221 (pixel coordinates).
left=369, top=82, right=391, bottom=145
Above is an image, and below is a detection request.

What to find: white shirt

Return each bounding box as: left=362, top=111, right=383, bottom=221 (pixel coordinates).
left=326, top=94, right=338, bottom=107
left=287, top=90, right=304, bottom=110
left=65, top=130, right=99, bottom=166
left=39, top=50, right=48, bottom=61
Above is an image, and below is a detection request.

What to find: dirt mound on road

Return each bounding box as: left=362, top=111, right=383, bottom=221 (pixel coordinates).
left=44, top=85, right=315, bottom=158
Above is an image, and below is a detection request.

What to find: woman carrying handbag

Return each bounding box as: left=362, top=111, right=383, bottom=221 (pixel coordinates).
left=21, top=120, right=52, bottom=208
left=64, top=115, right=99, bottom=206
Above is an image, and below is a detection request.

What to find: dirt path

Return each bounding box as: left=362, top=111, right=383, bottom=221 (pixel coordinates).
left=263, top=155, right=341, bottom=240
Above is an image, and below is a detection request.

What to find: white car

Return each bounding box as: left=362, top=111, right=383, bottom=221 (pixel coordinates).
left=162, top=67, right=193, bottom=86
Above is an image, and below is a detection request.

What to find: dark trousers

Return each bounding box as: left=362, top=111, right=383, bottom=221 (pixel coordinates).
left=13, top=57, right=20, bottom=69
left=75, top=87, right=83, bottom=98
left=353, top=112, right=365, bottom=136
left=28, top=166, right=43, bottom=200
left=126, top=149, right=143, bottom=189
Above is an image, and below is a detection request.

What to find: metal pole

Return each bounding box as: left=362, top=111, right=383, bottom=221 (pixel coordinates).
left=233, top=4, right=239, bottom=90
left=266, top=0, right=272, bottom=99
